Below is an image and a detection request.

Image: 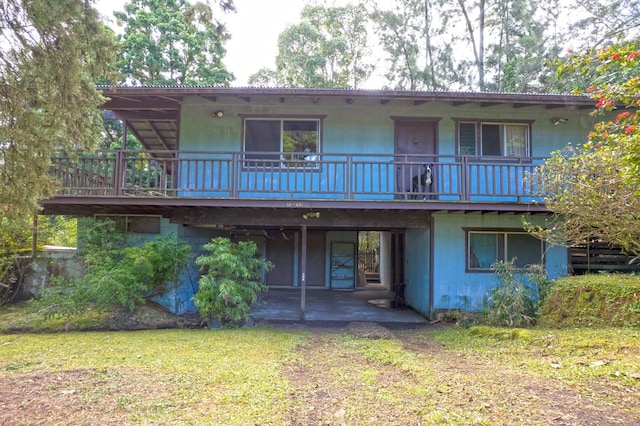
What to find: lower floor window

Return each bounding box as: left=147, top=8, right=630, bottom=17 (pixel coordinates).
left=467, top=230, right=543, bottom=271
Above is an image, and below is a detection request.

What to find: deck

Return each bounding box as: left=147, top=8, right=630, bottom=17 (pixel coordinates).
left=46, top=151, right=547, bottom=209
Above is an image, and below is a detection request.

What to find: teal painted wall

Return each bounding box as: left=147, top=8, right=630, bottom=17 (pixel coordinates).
left=178, top=95, right=596, bottom=160
left=404, top=228, right=431, bottom=316
left=432, top=212, right=567, bottom=312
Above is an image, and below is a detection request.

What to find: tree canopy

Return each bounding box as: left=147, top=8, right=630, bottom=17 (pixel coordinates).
left=0, top=0, right=118, bottom=221
left=248, top=3, right=372, bottom=88
left=114, top=0, right=235, bottom=85
left=529, top=42, right=640, bottom=254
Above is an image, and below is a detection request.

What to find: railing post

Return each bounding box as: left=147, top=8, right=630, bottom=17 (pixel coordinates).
left=460, top=156, right=468, bottom=201
left=231, top=152, right=238, bottom=198
left=113, top=151, right=123, bottom=196
left=346, top=155, right=352, bottom=199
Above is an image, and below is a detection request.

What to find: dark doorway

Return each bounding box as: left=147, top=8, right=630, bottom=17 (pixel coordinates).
left=301, top=230, right=326, bottom=287
left=266, top=232, right=294, bottom=286
left=394, top=119, right=438, bottom=198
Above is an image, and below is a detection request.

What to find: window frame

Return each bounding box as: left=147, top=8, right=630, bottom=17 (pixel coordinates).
left=454, top=119, right=534, bottom=158
left=240, top=114, right=325, bottom=169
left=464, top=228, right=544, bottom=273
left=94, top=214, right=162, bottom=234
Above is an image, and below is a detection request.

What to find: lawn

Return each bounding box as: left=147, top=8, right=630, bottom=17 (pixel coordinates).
left=1, top=324, right=638, bottom=425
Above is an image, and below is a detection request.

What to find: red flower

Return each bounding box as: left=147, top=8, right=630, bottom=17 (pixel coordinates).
left=628, top=52, right=639, bottom=61
left=616, top=111, right=631, bottom=122
left=587, top=85, right=596, bottom=92
left=611, top=53, right=620, bottom=60
left=625, top=126, right=635, bottom=134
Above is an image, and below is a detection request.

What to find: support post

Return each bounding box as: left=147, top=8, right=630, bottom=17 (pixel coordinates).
left=300, top=224, right=307, bottom=321
left=31, top=212, right=38, bottom=259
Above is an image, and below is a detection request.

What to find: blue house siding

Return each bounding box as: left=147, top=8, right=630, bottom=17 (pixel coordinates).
left=432, top=212, right=567, bottom=312
left=44, top=88, right=604, bottom=318
left=404, top=228, right=431, bottom=316
left=170, top=96, right=596, bottom=203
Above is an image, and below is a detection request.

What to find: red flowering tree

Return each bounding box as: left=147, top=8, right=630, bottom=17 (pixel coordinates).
left=528, top=42, right=640, bottom=254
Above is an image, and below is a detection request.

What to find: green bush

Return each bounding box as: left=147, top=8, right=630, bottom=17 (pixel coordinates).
left=32, top=219, right=190, bottom=318
left=539, top=274, right=640, bottom=327
left=484, top=260, right=550, bottom=327
left=193, top=237, right=273, bottom=328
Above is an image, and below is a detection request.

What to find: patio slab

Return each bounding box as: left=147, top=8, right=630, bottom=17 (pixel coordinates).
left=250, top=287, right=428, bottom=324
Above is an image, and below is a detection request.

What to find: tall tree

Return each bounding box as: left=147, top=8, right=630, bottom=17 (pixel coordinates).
left=369, top=0, right=425, bottom=90
left=115, top=0, right=235, bottom=85
left=528, top=42, right=640, bottom=254
left=0, top=0, right=118, bottom=221
left=248, top=4, right=372, bottom=89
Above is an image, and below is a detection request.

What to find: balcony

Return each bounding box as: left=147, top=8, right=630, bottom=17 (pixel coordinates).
left=48, top=151, right=547, bottom=207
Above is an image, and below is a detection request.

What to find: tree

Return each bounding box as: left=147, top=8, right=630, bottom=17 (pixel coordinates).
left=369, top=0, right=431, bottom=90
left=528, top=42, right=640, bottom=254
left=114, top=0, right=235, bottom=85
left=248, top=4, right=372, bottom=89
left=0, top=0, right=118, bottom=228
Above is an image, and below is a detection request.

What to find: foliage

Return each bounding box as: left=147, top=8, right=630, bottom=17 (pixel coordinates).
left=0, top=214, right=77, bottom=307
left=248, top=3, right=372, bottom=88
left=193, top=237, right=273, bottom=327
left=528, top=41, right=640, bottom=253
left=32, top=219, right=190, bottom=317
left=539, top=274, right=640, bottom=328
left=0, top=0, right=118, bottom=220
left=114, top=0, right=235, bottom=85
left=484, top=259, right=550, bottom=327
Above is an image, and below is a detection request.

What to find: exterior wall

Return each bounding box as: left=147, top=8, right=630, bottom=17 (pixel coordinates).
left=179, top=95, right=596, bottom=157
left=21, top=249, right=81, bottom=300
left=176, top=95, right=596, bottom=202
left=404, top=228, right=431, bottom=316
left=432, top=212, right=567, bottom=312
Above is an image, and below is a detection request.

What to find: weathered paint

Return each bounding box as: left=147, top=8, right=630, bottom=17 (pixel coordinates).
left=431, top=212, right=567, bottom=312
left=176, top=96, right=596, bottom=202
left=404, top=227, right=431, bottom=316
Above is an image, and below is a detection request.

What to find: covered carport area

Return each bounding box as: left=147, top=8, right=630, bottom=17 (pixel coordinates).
left=250, top=288, right=428, bottom=324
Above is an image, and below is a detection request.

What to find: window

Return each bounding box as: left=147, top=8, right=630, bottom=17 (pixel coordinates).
left=458, top=121, right=531, bottom=157
left=466, top=230, right=543, bottom=271
left=95, top=215, right=161, bottom=234
left=243, top=117, right=322, bottom=166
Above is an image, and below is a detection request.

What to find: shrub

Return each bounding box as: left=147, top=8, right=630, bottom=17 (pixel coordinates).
left=193, top=237, right=273, bottom=328
left=484, top=259, right=550, bottom=327
left=32, top=219, right=190, bottom=317
left=539, top=274, right=640, bottom=327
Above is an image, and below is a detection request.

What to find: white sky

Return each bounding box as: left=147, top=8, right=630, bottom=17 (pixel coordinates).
left=96, top=0, right=335, bottom=85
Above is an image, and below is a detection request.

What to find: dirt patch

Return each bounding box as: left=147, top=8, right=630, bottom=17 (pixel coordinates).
left=0, top=368, right=173, bottom=426
left=279, top=323, right=640, bottom=425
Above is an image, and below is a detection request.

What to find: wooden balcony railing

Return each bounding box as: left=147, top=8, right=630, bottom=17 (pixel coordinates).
left=49, top=151, right=547, bottom=204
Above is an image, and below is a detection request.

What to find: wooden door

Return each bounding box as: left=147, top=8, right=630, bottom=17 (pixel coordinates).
left=266, top=233, right=294, bottom=286
left=394, top=120, right=437, bottom=196
left=300, top=230, right=326, bottom=287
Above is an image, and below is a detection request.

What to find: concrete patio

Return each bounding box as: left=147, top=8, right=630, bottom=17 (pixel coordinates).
left=250, top=287, right=428, bottom=325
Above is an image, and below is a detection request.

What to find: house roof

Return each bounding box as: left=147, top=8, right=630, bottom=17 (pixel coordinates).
left=99, top=85, right=596, bottom=152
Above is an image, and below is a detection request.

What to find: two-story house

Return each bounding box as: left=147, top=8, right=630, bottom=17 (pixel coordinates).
left=41, top=86, right=597, bottom=317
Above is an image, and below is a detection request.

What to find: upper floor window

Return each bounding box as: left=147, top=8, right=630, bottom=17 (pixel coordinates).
left=243, top=117, right=323, bottom=166
left=458, top=121, right=531, bottom=157
left=466, top=229, right=543, bottom=272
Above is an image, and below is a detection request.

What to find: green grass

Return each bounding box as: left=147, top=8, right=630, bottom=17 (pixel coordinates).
left=0, top=329, right=306, bottom=425
left=1, top=314, right=639, bottom=424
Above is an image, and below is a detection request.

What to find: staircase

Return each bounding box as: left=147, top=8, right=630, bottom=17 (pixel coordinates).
left=364, top=272, right=382, bottom=286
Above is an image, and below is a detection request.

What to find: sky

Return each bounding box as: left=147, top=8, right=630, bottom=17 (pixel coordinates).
left=96, top=0, right=329, bottom=86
